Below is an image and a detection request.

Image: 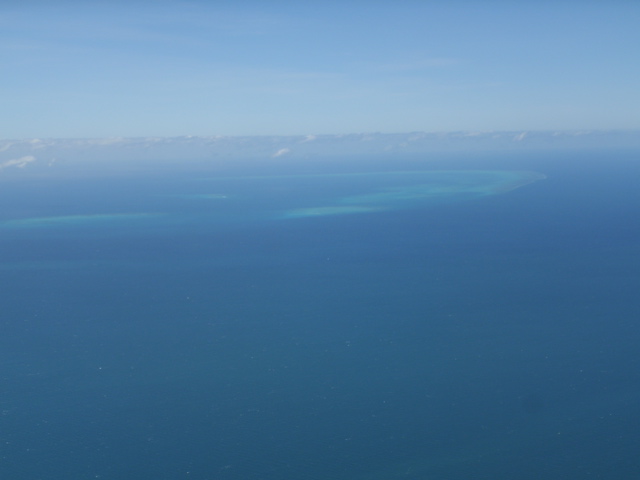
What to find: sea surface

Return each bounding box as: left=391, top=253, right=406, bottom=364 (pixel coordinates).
left=1, top=149, right=639, bottom=479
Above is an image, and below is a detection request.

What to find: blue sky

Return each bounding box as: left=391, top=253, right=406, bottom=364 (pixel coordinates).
left=2, top=1, right=639, bottom=138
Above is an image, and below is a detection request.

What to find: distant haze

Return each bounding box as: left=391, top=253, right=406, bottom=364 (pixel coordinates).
left=1, top=131, right=639, bottom=176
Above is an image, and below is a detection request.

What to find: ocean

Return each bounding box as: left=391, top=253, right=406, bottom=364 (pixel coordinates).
left=1, top=149, right=639, bottom=479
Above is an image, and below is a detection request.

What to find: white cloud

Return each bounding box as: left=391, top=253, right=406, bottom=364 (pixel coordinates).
left=271, top=148, right=290, bottom=157
left=514, top=132, right=527, bottom=141
left=0, top=155, right=36, bottom=170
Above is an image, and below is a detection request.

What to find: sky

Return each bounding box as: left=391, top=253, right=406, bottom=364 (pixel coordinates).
left=1, top=1, right=639, bottom=139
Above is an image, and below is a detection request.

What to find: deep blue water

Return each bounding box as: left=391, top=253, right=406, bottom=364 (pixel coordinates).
left=1, top=150, right=639, bottom=479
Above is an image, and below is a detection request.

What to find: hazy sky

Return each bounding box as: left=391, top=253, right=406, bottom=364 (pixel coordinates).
left=2, top=1, right=639, bottom=139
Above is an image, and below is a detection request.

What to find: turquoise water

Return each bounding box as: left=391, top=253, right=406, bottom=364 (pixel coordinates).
left=0, top=151, right=639, bottom=479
